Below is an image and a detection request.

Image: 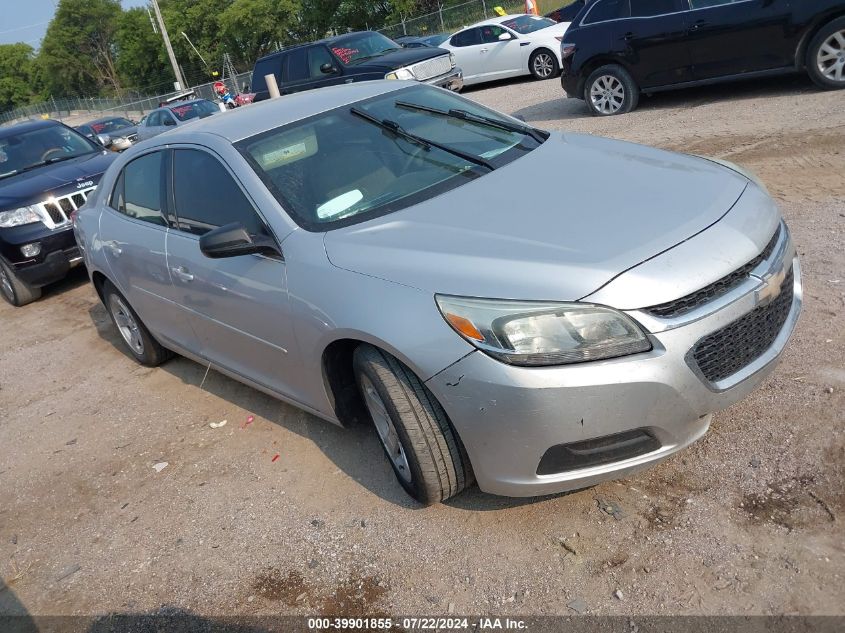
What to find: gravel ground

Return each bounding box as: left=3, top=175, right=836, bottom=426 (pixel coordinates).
left=1, top=73, right=843, bottom=620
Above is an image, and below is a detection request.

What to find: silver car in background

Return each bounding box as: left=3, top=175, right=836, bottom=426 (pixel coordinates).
left=73, top=82, right=801, bottom=504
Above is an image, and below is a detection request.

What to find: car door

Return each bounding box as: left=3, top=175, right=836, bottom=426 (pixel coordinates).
left=164, top=146, right=301, bottom=399
left=304, top=45, right=349, bottom=88
left=686, top=0, right=795, bottom=80
left=616, top=0, right=693, bottom=88
left=140, top=110, right=167, bottom=140
left=477, top=24, right=525, bottom=79
left=99, top=150, right=200, bottom=352
left=446, top=27, right=485, bottom=82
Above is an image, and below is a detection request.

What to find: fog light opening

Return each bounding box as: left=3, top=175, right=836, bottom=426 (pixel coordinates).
left=21, top=243, right=41, bottom=258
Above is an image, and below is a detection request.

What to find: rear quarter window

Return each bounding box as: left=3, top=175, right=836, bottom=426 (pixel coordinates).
left=583, top=0, right=630, bottom=24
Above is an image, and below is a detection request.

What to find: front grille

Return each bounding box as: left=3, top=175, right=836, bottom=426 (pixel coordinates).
left=126, top=134, right=138, bottom=142
left=692, top=266, right=794, bottom=383
left=411, top=55, right=452, bottom=81
left=38, top=186, right=96, bottom=228
left=646, top=225, right=782, bottom=319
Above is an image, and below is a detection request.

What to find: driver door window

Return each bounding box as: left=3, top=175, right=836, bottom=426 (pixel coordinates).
left=171, top=149, right=270, bottom=237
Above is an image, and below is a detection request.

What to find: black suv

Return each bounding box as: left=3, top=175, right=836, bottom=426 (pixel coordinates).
left=560, top=0, right=845, bottom=115
left=0, top=119, right=117, bottom=306
left=251, top=30, right=463, bottom=101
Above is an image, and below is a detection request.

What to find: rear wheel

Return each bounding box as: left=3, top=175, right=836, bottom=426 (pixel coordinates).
left=102, top=281, right=172, bottom=366
left=353, top=344, right=473, bottom=505
left=0, top=259, right=41, bottom=307
left=807, top=18, right=845, bottom=89
left=584, top=64, right=639, bottom=116
left=530, top=49, right=559, bottom=80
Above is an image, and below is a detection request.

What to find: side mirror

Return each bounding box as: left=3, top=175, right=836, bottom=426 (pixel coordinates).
left=97, top=134, right=111, bottom=147
left=163, top=118, right=177, bottom=127
left=498, top=32, right=513, bottom=41
left=320, top=63, right=338, bottom=74
left=199, top=222, right=280, bottom=259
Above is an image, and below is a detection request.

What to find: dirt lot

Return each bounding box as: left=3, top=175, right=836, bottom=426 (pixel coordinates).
left=1, top=74, right=844, bottom=620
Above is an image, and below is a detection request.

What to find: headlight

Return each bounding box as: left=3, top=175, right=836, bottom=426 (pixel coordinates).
left=698, top=156, right=769, bottom=195
left=436, top=296, right=652, bottom=367
left=0, top=206, right=42, bottom=228
left=449, top=53, right=456, bottom=68
left=385, top=67, right=415, bottom=80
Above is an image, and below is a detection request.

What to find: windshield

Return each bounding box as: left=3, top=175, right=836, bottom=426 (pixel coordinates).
left=90, top=118, right=134, bottom=134
left=170, top=100, right=219, bottom=121
left=237, top=85, right=544, bottom=231
left=422, top=34, right=449, bottom=47
left=501, top=15, right=557, bottom=33
left=330, top=32, right=400, bottom=64
left=0, top=125, right=100, bottom=180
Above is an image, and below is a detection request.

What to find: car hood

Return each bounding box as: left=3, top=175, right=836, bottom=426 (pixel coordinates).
left=354, top=46, right=449, bottom=71
left=0, top=151, right=117, bottom=210
left=323, top=132, right=749, bottom=302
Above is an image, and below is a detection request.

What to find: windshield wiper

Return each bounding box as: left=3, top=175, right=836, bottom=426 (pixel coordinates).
left=395, top=100, right=547, bottom=143
left=350, top=107, right=495, bottom=171
left=19, top=154, right=81, bottom=173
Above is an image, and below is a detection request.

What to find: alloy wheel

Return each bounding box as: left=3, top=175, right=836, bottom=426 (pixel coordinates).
left=590, top=75, right=625, bottom=114
left=817, top=29, right=845, bottom=83
left=533, top=53, right=555, bottom=78
left=0, top=266, right=13, bottom=302
left=109, top=294, right=144, bottom=355
left=360, top=374, right=412, bottom=483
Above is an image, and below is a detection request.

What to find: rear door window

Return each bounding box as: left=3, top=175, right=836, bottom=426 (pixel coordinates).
left=629, top=0, right=683, bottom=17
left=450, top=28, right=481, bottom=47
left=583, top=0, right=630, bottom=23
left=110, top=152, right=167, bottom=226
left=284, top=48, right=309, bottom=82
left=171, top=149, right=271, bottom=237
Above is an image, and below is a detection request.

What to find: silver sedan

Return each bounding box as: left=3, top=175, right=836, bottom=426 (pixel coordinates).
left=73, top=81, right=801, bottom=504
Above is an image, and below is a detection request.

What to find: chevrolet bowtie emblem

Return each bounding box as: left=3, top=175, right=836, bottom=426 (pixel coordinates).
left=755, top=266, right=786, bottom=307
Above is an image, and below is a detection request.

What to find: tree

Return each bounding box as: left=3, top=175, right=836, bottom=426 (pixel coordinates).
left=37, top=0, right=123, bottom=97
left=219, top=0, right=302, bottom=68
left=0, top=43, right=36, bottom=112
left=115, top=8, right=174, bottom=94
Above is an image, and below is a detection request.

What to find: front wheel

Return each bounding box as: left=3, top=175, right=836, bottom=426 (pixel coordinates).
left=530, top=49, right=559, bottom=80
left=0, top=259, right=41, bottom=307
left=584, top=64, right=639, bottom=116
left=806, top=18, right=845, bottom=89
left=353, top=344, right=473, bottom=505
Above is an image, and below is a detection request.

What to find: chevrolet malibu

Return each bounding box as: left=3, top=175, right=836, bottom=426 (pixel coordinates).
left=73, top=82, right=801, bottom=504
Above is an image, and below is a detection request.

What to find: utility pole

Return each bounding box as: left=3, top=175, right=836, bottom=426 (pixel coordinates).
left=149, top=0, right=187, bottom=91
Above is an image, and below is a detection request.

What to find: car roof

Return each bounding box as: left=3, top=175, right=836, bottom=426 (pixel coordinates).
left=156, top=81, right=409, bottom=143
left=82, top=116, right=133, bottom=125
left=463, top=13, right=537, bottom=29
left=0, top=118, right=62, bottom=138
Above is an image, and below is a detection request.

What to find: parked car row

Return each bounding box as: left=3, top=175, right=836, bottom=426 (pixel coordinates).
left=560, top=0, right=845, bottom=115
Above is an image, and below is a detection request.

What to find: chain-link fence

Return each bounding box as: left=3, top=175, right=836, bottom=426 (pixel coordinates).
left=378, top=0, right=536, bottom=40
left=0, top=71, right=252, bottom=127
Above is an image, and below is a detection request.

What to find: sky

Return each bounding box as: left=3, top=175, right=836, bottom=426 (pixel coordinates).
left=0, top=0, right=147, bottom=47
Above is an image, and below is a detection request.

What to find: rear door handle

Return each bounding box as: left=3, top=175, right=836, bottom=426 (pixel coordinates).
left=689, top=20, right=708, bottom=32
left=623, top=31, right=635, bottom=41
left=344, top=78, right=354, bottom=83
left=480, top=48, right=489, bottom=53
left=104, top=240, right=122, bottom=257
left=170, top=266, right=194, bottom=283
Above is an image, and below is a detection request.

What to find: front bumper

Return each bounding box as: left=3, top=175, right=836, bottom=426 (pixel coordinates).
left=426, top=256, right=802, bottom=498
left=6, top=226, right=82, bottom=287
left=426, top=67, right=464, bottom=92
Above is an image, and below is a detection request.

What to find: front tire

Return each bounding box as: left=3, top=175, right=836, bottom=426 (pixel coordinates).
left=806, top=18, right=845, bottom=90
left=530, top=49, right=559, bottom=80
left=0, top=259, right=41, bottom=307
left=584, top=64, right=639, bottom=116
left=102, top=281, right=172, bottom=366
left=353, top=344, right=473, bottom=505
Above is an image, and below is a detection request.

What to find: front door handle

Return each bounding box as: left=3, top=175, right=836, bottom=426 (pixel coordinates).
left=689, top=20, right=708, bottom=32
left=344, top=78, right=354, bottom=83
left=104, top=240, right=122, bottom=257
left=171, top=266, right=194, bottom=283
left=623, top=31, right=635, bottom=41
left=480, top=47, right=489, bottom=53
